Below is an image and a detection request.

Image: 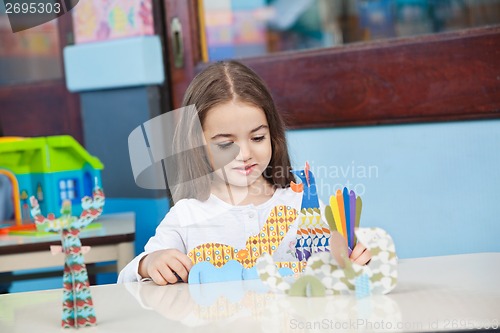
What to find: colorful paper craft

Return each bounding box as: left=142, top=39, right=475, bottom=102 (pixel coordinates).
left=255, top=163, right=397, bottom=298
left=256, top=227, right=398, bottom=297
left=292, top=163, right=332, bottom=261
left=291, top=161, right=319, bottom=209
left=188, top=260, right=299, bottom=284
left=187, top=205, right=307, bottom=284
left=325, top=188, right=362, bottom=255
left=30, top=184, right=105, bottom=328
left=294, top=208, right=331, bottom=261
left=188, top=205, right=298, bottom=268
left=186, top=162, right=369, bottom=285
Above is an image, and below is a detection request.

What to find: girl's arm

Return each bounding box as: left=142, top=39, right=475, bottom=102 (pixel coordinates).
left=117, top=206, right=189, bottom=284
left=138, top=248, right=192, bottom=285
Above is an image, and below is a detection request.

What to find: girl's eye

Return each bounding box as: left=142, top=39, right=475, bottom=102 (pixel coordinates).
left=216, top=142, right=233, bottom=150
left=252, top=136, right=265, bottom=142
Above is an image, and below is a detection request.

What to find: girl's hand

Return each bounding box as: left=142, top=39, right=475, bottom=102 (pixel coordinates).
left=350, top=243, right=371, bottom=265
left=139, top=249, right=193, bottom=285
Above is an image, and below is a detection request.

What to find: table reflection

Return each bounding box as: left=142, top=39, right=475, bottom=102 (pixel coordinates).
left=126, top=280, right=401, bottom=332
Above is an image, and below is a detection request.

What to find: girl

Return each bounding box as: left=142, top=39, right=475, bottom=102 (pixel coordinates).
left=118, top=61, right=370, bottom=285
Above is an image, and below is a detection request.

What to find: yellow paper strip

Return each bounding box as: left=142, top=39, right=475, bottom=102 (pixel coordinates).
left=329, top=192, right=345, bottom=238
left=336, top=189, right=347, bottom=243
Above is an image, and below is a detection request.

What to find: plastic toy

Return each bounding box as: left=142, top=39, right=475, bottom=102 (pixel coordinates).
left=0, top=135, right=103, bottom=234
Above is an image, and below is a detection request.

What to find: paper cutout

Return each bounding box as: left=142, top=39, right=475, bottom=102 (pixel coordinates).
left=329, top=230, right=350, bottom=269
left=295, top=208, right=331, bottom=261
left=188, top=260, right=299, bottom=284
left=288, top=275, right=326, bottom=297
left=188, top=205, right=298, bottom=268
left=187, top=205, right=313, bottom=284
left=355, top=274, right=371, bottom=299
left=292, top=161, right=319, bottom=209
left=186, top=161, right=393, bottom=289
left=292, top=163, right=333, bottom=261
left=292, top=164, right=362, bottom=263
left=30, top=184, right=105, bottom=328
left=325, top=188, right=362, bottom=254
left=257, top=227, right=397, bottom=297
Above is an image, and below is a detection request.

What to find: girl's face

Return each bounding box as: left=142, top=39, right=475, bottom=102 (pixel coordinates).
left=203, top=100, right=272, bottom=191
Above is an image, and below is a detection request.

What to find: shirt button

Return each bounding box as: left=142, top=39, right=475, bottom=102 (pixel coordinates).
left=248, top=212, right=255, bottom=219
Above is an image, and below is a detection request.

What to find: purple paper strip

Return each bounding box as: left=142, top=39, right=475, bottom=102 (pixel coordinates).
left=349, top=190, right=356, bottom=249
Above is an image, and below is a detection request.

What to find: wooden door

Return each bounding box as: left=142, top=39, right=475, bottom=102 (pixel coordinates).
left=161, top=0, right=500, bottom=129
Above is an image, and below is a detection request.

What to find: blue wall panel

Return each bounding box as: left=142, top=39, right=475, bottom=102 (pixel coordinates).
left=286, top=120, right=500, bottom=258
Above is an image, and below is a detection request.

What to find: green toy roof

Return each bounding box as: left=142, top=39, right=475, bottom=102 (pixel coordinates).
left=0, top=135, right=103, bottom=174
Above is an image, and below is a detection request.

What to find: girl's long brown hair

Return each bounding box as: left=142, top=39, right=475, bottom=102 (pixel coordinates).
left=170, top=60, right=295, bottom=202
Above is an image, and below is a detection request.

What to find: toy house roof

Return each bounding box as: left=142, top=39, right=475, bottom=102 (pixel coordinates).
left=0, top=136, right=103, bottom=174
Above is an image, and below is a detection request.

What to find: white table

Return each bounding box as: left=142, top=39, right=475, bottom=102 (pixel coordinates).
left=0, top=212, right=135, bottom=282
left=0, top=253, right=498, bottom=332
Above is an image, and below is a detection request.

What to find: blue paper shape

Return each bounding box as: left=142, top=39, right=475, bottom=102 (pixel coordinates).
left=188, top=260, right=259, bottom=284
left=278, top=267, right=295, bottom=277
left=343, top=187, right=351, bottom=247
left=355, top=274, right=371, bottom=299
left=188, top=260, right=297, bottom=284
left=292, top=167, right=319, bottom=209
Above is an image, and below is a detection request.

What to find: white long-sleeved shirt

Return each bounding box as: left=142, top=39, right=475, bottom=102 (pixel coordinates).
left=118, top=187, right=303, bottom=283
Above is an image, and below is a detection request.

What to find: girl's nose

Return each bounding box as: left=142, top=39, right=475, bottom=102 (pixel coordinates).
left=236, top=142, right=251, bottom=162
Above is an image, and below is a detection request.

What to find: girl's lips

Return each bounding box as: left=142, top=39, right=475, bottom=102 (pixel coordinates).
left=233, top=164, right=257, bottom=176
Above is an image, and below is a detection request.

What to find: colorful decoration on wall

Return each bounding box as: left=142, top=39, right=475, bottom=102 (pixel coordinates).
left=30, top=184, right=105, bottom=328
left=0, top=19, right=60, bottom=57
left=73, top=0, right=154, bottom=44
left=201, top=0, right=268, bottom=61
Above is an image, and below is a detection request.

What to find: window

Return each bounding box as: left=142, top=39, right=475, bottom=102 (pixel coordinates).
left=59, top=178, right=78, bottom=204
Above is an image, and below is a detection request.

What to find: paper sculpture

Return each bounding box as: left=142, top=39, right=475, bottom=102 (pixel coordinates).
left=256, top=227, right=397, bottom=297
left=256, top=162, right=397, bottom=297
left=30, top=184, right=105, bottom=328
left=188, top=205, right=306, bottom=284
left=291, top=162, right=332, bottom=261
left=188, top=205, right=297, bottom=269
left=187, top=161, right=398, bottom=293
left=324, top=187, right=362, bottom=256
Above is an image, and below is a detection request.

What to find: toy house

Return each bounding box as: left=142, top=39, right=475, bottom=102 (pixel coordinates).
left=0, top=136, right=103, bottom=222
